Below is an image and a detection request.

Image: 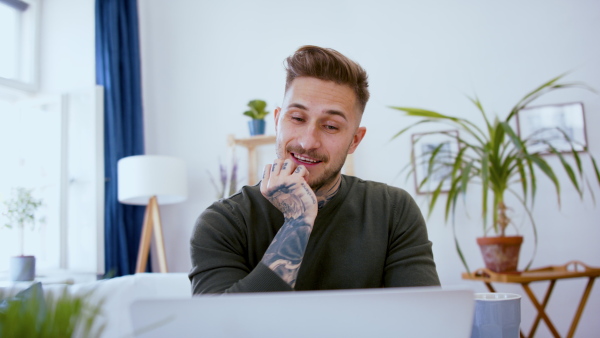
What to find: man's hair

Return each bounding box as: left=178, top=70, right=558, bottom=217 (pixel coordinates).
left=284, top=45, right=370, bottom=113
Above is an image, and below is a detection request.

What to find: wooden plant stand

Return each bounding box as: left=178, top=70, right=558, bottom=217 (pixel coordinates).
left=462, top=261, right=600, bottom=338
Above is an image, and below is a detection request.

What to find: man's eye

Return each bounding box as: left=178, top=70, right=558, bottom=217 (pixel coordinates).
left=325, top=125, right=339, bottom=131
left=291, top=116, right=304, bottom=122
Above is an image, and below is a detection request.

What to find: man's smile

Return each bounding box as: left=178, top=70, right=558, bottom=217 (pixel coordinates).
left=291, top=152, right=323, bottom=166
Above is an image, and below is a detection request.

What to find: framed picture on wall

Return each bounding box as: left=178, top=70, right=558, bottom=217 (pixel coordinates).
left=411, top=130, right=460, bottom=194
left=516, top=102, right=587, bottom=154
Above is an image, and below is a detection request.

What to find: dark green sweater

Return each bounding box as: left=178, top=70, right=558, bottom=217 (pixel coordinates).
left=189, top=175, right=440, bottom=294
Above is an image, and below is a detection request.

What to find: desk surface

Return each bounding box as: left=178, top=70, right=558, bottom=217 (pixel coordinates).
left=462, top=261, right=600, bottom=283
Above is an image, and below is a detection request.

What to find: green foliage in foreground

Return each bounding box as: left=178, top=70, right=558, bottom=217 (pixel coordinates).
left=0, top=284, right=105, bottom=338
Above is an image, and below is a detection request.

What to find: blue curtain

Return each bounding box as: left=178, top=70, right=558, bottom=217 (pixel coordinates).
left=95, top=0, right=148, bottom=277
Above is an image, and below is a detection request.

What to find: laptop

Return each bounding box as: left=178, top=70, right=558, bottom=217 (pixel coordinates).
left=130, top=286, right=474, bottom=338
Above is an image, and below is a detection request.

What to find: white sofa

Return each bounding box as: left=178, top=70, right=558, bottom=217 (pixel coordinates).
left=49, top=273, right=191, bottom=337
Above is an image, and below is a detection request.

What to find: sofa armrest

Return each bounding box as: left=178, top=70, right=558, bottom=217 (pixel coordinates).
left=67, top=273, right=191, bottom=338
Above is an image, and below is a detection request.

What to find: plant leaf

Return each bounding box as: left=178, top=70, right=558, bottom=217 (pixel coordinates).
left=248, top=99, right=267, bottom=112
left=467, top=95, right=491, bottom=130
left=546, top=143, right=582, bottom=197
left=389, top=119, right=436, bottom=140
left=389, top=106, right=488, bottom=145
left=592, top=157, right=600, bottom=185
left=528, top=154, right=561, bottom=205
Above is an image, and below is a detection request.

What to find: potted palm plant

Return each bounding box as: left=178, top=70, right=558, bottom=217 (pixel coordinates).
left=243, top=99, right=270, bottom=136
left=389, top=75, right=600, bottom=273
left=1, top=187, right=44, bottom=281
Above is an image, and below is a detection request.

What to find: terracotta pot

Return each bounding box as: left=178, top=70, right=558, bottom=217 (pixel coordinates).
left=476, top=236, right=523, bottom=273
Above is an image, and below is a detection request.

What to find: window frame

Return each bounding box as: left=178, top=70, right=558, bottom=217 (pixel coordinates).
left=0, top=0, right=41, bottom=92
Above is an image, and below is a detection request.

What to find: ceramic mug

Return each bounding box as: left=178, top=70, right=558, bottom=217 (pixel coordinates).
left=471, top=292, right=521, bottom=338
left=9, top=255, right=36, bottom=281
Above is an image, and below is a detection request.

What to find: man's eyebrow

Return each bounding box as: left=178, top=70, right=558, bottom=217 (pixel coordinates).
left=288, top=103, right=308, bottom=110
left=325, top=109, right=348, bottom=121
left=287, top=103, right=348, bottom=121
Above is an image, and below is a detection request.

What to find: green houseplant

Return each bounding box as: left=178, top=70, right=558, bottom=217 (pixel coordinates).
left=244, top=99, right=270, bottom=136
left=0, top=283, right=105, bottom=337
left=1, top=187, right=44, bottom=281
left=389, top=75, right=600, bottom=273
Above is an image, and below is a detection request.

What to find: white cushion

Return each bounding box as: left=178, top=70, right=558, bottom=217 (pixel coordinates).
left=45, top=272, right=191, bottom=337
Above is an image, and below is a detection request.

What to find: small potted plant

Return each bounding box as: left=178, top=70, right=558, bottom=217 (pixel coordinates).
left=243, top=99, right=270, bottom=136
left=1, top=187, right=44, bottom=281
left=389, top=75, right=600, bottom=273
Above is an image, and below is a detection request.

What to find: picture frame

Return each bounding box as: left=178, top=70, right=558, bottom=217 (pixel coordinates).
left=516, top=102, right=587, bottom=154
left=411, top=130, right=460, bottom=194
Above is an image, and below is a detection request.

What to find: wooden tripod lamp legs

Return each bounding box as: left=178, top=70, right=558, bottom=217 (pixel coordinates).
left=135, top=196, right=168, bottom=273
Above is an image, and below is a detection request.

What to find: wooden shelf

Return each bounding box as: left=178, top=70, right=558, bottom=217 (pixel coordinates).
left=228, top=134, right=276, bottom=148
left=228, top=134, right=276, bottom=185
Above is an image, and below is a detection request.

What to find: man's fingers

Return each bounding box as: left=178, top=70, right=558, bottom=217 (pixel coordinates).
left=280, top=159, right=294, bottom=175
left=294, top=165, right=309, bottom=179
left=261, top=164, right=272, bottom=191
left=271, top=159, right=284, bottom=175
left=263, top=163, right=272, bottom=179
left=262, top=160, right=309, bottom=194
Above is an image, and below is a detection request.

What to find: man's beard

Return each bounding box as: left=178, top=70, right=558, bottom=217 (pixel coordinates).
left=276, top=143, right=349, bottom=191
left=307, top=154, right=345, bottom=191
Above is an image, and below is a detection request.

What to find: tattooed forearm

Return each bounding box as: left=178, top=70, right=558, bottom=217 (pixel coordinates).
left=262, top=217, right=312, bottom=287
left=260, top=164, right=318, bottom=288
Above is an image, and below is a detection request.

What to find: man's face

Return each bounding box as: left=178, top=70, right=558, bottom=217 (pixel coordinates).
left=273, top=77, right=366, bottom=191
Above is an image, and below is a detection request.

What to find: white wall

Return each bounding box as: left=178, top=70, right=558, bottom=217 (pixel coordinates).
left=138, top=1, right=600, bottom=336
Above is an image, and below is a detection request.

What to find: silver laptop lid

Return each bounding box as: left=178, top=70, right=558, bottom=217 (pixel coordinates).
left=130, top=286, right=474, bottom=338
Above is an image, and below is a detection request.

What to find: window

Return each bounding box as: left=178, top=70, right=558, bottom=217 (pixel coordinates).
left=0, top=1, right=103, bottom=278
left=0, top=96, right=62, bottom=272
left=0, top=87, right=104, bottom=276
left=0, top=0, right=40, bottom=92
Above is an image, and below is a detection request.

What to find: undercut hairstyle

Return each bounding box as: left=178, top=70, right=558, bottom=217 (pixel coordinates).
left=284, top=45, right=370, bottom=113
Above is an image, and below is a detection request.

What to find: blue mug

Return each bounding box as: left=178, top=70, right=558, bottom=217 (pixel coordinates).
left=471, top=293, right=521, bottom=338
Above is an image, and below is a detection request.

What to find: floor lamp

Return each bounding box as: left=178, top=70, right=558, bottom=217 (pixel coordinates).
left=117, top=155, right=187, bottom=273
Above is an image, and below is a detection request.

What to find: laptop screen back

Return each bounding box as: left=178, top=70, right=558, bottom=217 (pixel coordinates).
left=130, top=286, right=474, bottom=338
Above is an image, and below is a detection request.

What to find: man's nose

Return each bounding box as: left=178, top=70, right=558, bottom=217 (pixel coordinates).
left=298, top=125, right=321, bottom=150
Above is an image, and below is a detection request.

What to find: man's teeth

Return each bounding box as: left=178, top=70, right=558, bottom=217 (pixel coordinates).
left=294, top=154, right=319, bottom=163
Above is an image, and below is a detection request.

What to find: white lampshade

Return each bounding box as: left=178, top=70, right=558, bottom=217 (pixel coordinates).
left=118, top=155, right=188, bottom=205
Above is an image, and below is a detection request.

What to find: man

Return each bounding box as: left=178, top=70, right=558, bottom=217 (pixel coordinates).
left=189, top=45, right=440, bottom=293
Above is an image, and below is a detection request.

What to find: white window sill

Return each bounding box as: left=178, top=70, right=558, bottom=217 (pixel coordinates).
left=0, top=269, right=99, bottom=291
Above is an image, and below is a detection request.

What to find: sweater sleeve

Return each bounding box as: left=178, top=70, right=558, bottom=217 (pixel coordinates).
left=384, top=189, right=441, bottom=287
left=189, top=201, right=292, bottom=294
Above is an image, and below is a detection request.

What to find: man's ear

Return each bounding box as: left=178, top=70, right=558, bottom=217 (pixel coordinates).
left=273, top=107, right=281, bottom=131
left=348, top=126, right=366, bottom=154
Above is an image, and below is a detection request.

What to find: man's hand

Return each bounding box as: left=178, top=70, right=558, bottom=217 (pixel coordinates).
left=260, top=159, right=318, bottom=223
left=260, top=159, right=318, bottom=287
